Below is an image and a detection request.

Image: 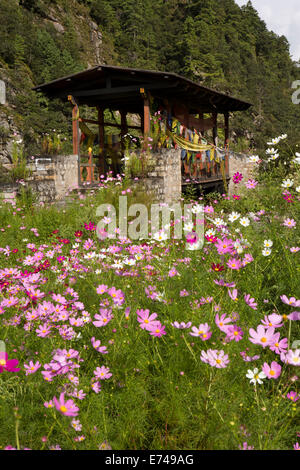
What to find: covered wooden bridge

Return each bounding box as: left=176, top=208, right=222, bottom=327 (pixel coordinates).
left=33, top=64, right=251, bottom=190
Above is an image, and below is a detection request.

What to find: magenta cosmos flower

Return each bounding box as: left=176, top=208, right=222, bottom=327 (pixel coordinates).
left=233, top=172, right=243, bottom=184
left=262, top=361, right=281, bottom=379
left=249, top=325, right=276, bottom=348
left=0, top=352, right=20, bottom=373
left=53, top=392, right=79, bottom=417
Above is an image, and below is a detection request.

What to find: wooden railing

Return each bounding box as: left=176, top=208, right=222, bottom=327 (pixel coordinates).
left=182, top=152, right=229, bottom=184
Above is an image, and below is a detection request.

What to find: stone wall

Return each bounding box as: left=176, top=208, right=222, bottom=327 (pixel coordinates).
left=130, top=149, right=182, bottom=204
left=228, top=153, right=256, bottom=195
left=0, top=154, right=79, bottom=204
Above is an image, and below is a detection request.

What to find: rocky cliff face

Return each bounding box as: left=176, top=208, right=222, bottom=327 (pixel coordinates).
left=0, top=0, right=106, bottom=165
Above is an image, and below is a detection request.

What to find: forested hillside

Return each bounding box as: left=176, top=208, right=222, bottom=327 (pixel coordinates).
left=0, top=0, right=300, bottom=159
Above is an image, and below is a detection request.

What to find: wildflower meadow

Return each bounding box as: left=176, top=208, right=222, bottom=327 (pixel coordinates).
left=0, top=135, right=299, bottom=451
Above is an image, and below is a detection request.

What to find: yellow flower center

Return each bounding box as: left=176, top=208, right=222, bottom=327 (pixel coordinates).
left=60, top=405, right=67, bottom=413
left=261, top=337, right=267, bottom=343
left=0, top=359, right=6, bottom=366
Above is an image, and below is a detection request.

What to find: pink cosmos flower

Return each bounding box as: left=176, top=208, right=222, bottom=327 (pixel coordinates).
left=245, top=179, right=258, bottom=189
left=24, top=360, right=41, bottom=375
left=227, top=258, right=242, bottom=270
left=137, top=309, right=158, bottom=330
left=91, top=381, right=101, bottom=393
left=94, top=366, right=112, bottom=380
left=35, top=323, right=52, bottom=338
left=44, top=400, right=54, bottom=408
left=286, top=391, right=300, bottom=402
left=228, top=288, right=238, bottom=301
left=200, top=349, right=229, bottom=368
left=226, top=325, right=244, bottom=342
left=249, top=325, right=276, bottom=348
left=180, top=289, right=190, bottom=297
left=242, top=254, right=254, bottom=266
left=171, top=321, right=192, bottom=329
left=168, top=267, right=179, bottom=277
left=91, top=337, right=108, bottom=354
left=53, top=392, right=79, bottom=417
left=269, top=334, right=288, bottom=355
left=285, top=349, right=300, bottom=366
left=215, top=313, right=233, bottom=334
left=215, top=238, right=234, bottom=255
left=96, top=284, right=108, bottom=295
left=240, top=351, right=260, bottom=362
left=261, top=314, right=283, bottom=328
left=244, top=294, right=257, bottom=310
left=280, top=295, right=300, bottom=307
left=190, top=323, right=212, bottom=341
left=107, top=287, right=125, bottom=306
left=262, top=361, right=281, bottom=379
left=0, top=352, right=20, bottom=372
left=283, top=218, right=296, bottom=228
left=93, top=309, right=113, bottom=328
left=147, top=321, right=167, bottom=337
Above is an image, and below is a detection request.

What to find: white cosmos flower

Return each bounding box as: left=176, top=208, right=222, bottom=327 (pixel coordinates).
left=281, top=179, right=294, bottom=188
left=268, top=154, right=279, bottom=161
left=296, top=186, right=300, bottom=193
left=240, top=217, right=250, bottom=227
left=205, top=229, right=216, bottom=237
left=183, top=222, right=194, bottom=232
left=262, top=248, right=272, bottom=256
left=228, top=212, right=241, bottom=222
left=264, top=240, right=273, bottom=248
left=266, top=148, right=278, bottom=155
left=246, top=368, right=266, bottom=385
left=214, top=218, right=226, bottom=227
left=248, top=155, right=260, bottom=163
left=123, top=258, right=136, bottom=266
left=84, top=251, right=96, bottom=259
left=153, top=231, right=168, bottom=241
left=191, top=204, right=203, bottom=214
left=112, top=261, right=123, bottom=269
left=293, top=155, right=300, bottom=165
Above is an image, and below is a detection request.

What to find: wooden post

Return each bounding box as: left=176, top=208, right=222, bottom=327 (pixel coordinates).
left=212, top=112, right=218, bottom=177
left=143, top=97, right=150, bottom=137
left=87, top=146, right=93, bottom=183
left=224, top=112, right=229, bottom=178
left=97, top=107, right=105, bottom=177
left=68, top=95, right=79, bottom=156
